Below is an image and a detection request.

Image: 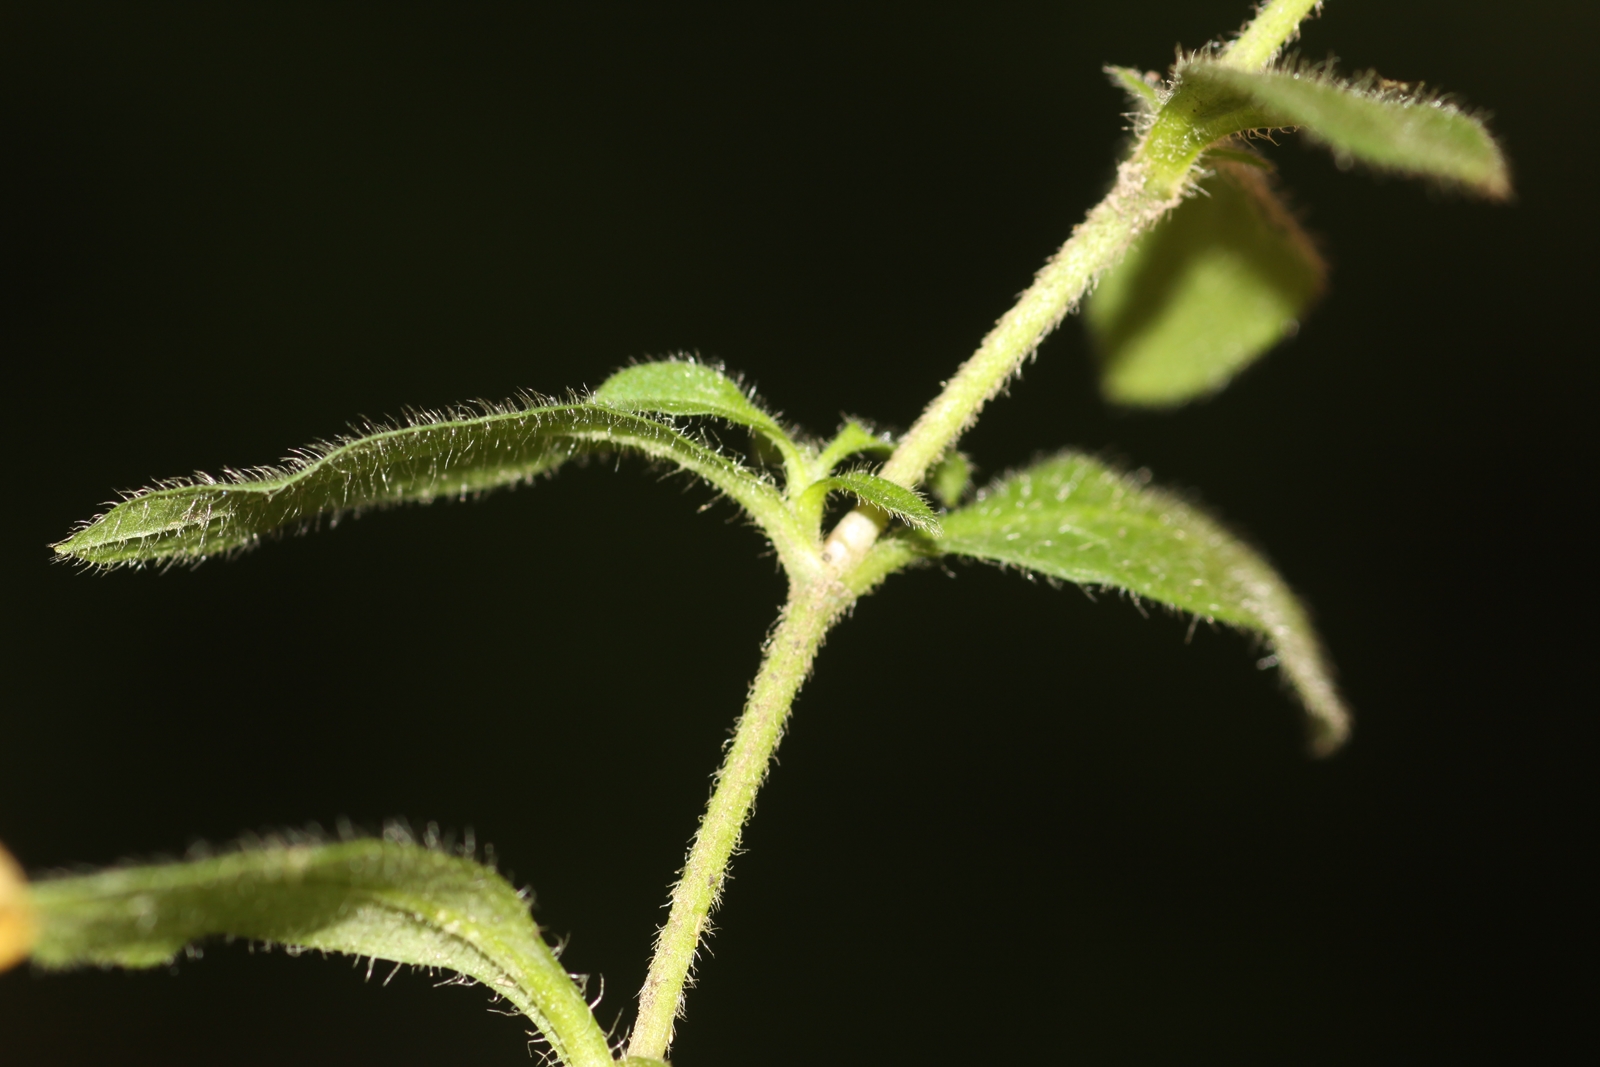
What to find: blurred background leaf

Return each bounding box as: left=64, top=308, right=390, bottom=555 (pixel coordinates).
left=1088, top=160, right=1325, bottom=406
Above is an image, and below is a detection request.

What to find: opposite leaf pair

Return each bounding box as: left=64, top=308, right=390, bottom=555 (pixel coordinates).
left=19, top=6, right=1518, bottom=1063
left=55, top=359, right=1349, bottom=752
left=22, top=359, right=1353, bottom=1063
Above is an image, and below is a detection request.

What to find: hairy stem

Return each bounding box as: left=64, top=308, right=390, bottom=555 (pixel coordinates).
left=629, top=579, right=846, bottom=1060
left=878, top=168, right=1169, bottom=493
left=1221, top=0, right=1320, bottom=71
left=631, top=2, right=1329, bottom=1052
left=825, top=0, right=1321, bottom=569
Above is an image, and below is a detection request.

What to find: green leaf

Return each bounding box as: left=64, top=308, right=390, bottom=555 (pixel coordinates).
left=928, top=451, right=973, bottom=509
left=816, top=420, right=893, bottom=475
left=28, top=836, right=615, bottom=1067
left=55, top=397, right=808, bottom=574
left=934, top=453, right=1349, bottom=753
left=1087, top=160, right=1325, bottom=407
left=798, top=471, right=942, bottom=534
left=1106, top=65, right=1161, bottom=110
left=1179, top=63, right=1511, bottom=198
left=592, top=359, right=803, bottom=461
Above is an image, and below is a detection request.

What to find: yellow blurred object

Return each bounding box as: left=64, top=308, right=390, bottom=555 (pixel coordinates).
left=0, top=839, right=36, bottom=971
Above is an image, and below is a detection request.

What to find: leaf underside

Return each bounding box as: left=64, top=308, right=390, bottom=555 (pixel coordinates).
left=55, top=395, right=778, bottom=569
left=932, top=453, right=1349, bottom=753
left=1088, top=159, right=1325, bottom=407
left=1180, top=62, right=1510, bottom=198
left=28, top=837, right=608, bottom=1065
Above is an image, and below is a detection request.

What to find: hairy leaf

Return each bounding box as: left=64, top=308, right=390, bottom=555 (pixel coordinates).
left=1180, top=63, right=1510, bottom=197
left=799, top=471, right=941, bottom=533
left=591, top=360, right=802, bottom=464
left=55, top=397, right=805, bottom=572
left=1087, top=160, right=1325, bottom=406
left=28, top=837, right=614, bottom=1067
left=1106, top=64, right=1160, bottom=110
left=816, top=420, right=893, bottom=475
left=934, top=453, right=1349, bottom=753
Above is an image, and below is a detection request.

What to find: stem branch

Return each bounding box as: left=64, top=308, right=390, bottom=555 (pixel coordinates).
left=629, top=3, right=1327, bottom=1056
left=824, top=0, right=1320, bottom=569
left=878, top=0, right=1314, bottom=494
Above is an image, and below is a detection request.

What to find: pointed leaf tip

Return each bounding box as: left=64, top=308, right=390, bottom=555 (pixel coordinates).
left=936, top=454, right=1350, bottom=752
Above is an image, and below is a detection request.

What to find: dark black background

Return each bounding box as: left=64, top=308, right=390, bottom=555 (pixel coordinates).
left=1, top=2, right=1590, bottom=1064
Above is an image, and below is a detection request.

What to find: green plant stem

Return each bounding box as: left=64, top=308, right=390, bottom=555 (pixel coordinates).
left=828, top=0, right=1319, bottom=570
left=630, top=3, right=1328, bottom=1054
left=1221, top=0, right=1319, bottom=71
left=878, top=172, right=1169, bottom=493
left=629, top=578, right=846, bottom=1060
